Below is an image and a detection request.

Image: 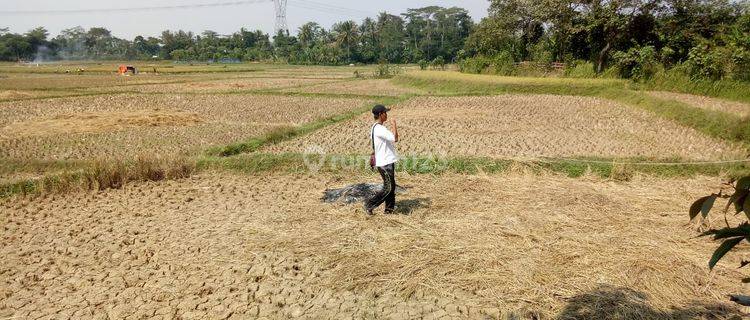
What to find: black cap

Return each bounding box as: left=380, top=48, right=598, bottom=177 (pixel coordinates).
left=372, top=104, right=390, bottom=116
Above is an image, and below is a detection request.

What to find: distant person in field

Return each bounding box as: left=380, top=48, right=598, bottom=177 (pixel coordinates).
left=365, top=104, right=399, bottom=215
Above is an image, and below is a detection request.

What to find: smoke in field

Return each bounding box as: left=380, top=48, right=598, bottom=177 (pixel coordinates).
left=33, top=45, right=55, bottom=63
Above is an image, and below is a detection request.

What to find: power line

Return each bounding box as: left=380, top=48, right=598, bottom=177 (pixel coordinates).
left=0, top=0, right=272, bottom=15
left=291, top=0, right=373, bottom=16
left=287, top=3, right=360, bottom=18
left=287, top=3, right=373, bottom=20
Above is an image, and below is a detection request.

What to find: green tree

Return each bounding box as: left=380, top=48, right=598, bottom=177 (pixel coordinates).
left=52, top=26, right=87, bottom=59
left=0, top=33, right=32, bottom=61
left=297, top=22, right=324, bottom=49
left=25, top=27, right=49, bottom=50
left=359, top=18, right=379, bottom=63
left=377, top=12, right=406, bottom=63
left=272, top=30, right=297, bottom=61
left=160, top=30, right=195, bottom=59
left=85, top=27, right=114, bottom=57
left=332, top=20, right=360, bottom=63
left=133, top=36, right=160, bottom=58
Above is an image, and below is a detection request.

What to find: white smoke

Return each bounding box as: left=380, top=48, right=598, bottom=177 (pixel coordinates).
left=33, top=45, right=54, bottom=63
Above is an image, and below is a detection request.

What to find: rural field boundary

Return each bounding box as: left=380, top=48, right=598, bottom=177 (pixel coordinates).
left=201, top=153, right=750, bottom=178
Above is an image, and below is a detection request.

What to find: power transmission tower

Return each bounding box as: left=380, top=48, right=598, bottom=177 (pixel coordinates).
left=274, top=0, right=288, bottom=34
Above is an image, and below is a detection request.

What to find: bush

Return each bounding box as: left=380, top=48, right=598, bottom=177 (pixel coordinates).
left=529, top=41, right=554, bottom=70
left=431, top=56, right=446, bottom=70
left=731, top=46, right=750, bottom=81
left=373, top=63, right=402, bottom=79
left=458, top=55, right=492, bottom=74
left=601, top=66, right=621, bottom=79
left=489, top=51, right=517, bottom=76
left=686, top=44, right=729, bottom=81
left=458, top=52, right=517, bottom=75
left=659, top=46, right=678, bottom=67
left=611, top=45, right=659, bottom=81
left=418, top=59, right=428, bottom=70
left=564, top=60, right=597, bottom=78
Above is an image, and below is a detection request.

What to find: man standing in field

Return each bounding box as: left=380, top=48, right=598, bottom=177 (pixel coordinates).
left=365, top=104, right=399, bottom=215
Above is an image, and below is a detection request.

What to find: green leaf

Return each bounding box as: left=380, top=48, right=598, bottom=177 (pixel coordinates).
left=690, top=196, right=710, bottom=220
left=701, top=194, right=717, bottom=219
left=709, top=237, right=745, bottom=270
left=737, top=177, right=750, bottom=191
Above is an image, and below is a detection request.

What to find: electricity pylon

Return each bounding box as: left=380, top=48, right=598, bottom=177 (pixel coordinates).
left=274, top=0, right=288, bottom=34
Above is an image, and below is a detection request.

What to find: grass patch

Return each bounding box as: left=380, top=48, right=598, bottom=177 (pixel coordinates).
left=637, top=68, right=750, bottom=104
left=0, top=157, right=195, bottom=198
left=394, top=71, right=629, bottom=96
left=5, top=152, right=746, bottom=198
left=200, top=152, right=750, bottom=179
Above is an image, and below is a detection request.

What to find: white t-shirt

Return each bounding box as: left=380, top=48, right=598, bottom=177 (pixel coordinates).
left=371, top=123, right=398, bottom=167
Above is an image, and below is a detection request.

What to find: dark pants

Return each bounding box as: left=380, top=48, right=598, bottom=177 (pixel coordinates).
left=366, top=163, right=396, bottom=213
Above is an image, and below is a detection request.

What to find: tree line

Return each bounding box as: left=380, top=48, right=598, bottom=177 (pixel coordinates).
left=463, top=0, right=750, bottom=82
left=1, top=0, right=748, bottom=82
left=0, top=6, right=473, bottom=65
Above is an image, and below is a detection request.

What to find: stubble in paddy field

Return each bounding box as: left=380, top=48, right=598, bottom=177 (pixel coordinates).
left=0, top=89, right=94, bottom=102
left=0, top=73, right=215, bottom=90
left=0, top=94, right=371, bottom=160
left=0, top=172, right=744, bottom=318
left=1, top=110, right=204, bottom=138
left=266, top=95, right=747, bottom=161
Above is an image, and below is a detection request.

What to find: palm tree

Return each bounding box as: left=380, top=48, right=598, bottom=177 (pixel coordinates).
left=332, top=20, right=359, bottom=62
left=297, top=22, right=322, bottom=49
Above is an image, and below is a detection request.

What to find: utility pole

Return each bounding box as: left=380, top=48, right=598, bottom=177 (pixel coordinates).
left=274, top=0, right=288, bottom=34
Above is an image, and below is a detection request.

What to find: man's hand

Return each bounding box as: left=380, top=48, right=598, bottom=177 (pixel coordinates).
left=392, top=117, right=399, bottom=142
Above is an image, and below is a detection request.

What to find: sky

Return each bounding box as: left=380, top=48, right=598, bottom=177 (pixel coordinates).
left=1, top=0, right=490, bottom=39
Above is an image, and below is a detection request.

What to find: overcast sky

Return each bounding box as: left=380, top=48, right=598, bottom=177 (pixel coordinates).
left=1, top=0, right=490, bottom=39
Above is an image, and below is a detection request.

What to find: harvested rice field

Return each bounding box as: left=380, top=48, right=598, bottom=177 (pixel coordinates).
left=2, top=62, right=749, bottom=319
left=281, top=79, right=426, bottom=96
left=0, top=73, right=223, bottom=90
left=0, top=94, right=371, bottom=160
left=0, top=89, right=84, bottom=102
left=1, top=172, right=746, bottom=319
left=267, top=95, right=746, bottom=161
left=647, top=91, right=750, bottom=118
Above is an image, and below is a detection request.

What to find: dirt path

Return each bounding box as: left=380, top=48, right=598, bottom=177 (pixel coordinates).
left=1, top=172, right=746, bottom=319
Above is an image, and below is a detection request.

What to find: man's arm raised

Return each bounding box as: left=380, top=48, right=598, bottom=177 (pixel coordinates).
left=392, top=117, right=399, bottom=142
